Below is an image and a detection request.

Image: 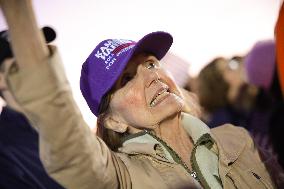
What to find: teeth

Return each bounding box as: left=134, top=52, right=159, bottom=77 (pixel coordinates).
left=150, top=88, right=169, bottom=107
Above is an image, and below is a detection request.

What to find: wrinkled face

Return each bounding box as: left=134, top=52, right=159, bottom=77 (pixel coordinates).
left=109, top=53, right=184, bottom=130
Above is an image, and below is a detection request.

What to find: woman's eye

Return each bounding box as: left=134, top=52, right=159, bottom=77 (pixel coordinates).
left=146, top=62, right=157, bottom=69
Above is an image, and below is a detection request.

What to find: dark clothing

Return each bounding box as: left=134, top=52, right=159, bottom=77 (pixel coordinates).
left=207, top=105, right=247, bottom=128
left=0, top=106, right=64, bottom=189
left=245, top=90, right=277, bottom=152
left=207, top=90, right=275, bottom=151
left=269, top=101, right=284, bottom=169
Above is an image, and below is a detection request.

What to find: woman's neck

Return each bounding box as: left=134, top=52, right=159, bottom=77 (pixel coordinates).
left=153, top=113, right=194, bottom=169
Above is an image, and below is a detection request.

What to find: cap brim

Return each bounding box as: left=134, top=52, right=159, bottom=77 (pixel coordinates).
left=132, top=31, right=173, bottom=60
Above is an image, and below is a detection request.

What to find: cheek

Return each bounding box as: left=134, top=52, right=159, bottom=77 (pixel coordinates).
left=127, top=91, right=144, bottom=106
left=114, top=88, right=145, bottom=112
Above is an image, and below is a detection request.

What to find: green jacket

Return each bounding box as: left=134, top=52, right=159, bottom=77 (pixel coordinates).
left=6, top=46, right=276, bottom=189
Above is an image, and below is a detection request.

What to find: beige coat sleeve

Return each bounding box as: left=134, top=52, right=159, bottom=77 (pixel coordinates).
left=0, top=0, right=131, bottom=188
left=6, top=46, right=131, bottom=189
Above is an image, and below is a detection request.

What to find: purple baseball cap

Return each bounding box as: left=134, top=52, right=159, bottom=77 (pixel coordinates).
left=244, top=40, right=276, bottom=91
left=80, top=31, right=173, bottom=116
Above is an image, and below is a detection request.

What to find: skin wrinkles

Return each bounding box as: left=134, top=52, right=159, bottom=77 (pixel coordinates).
left=107, top=53, right=185, bottom=133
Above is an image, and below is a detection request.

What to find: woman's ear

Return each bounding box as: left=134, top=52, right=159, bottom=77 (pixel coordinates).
left=104, top=114, right=128, bottom=133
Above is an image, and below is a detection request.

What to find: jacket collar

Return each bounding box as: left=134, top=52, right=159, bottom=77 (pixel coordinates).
left=182, top=114, right=246, bottom=165
left=120, top=113, right=246, bottom=166
left=120, top=113, right=213, bottom=160
left=180, top=113, right=211, bottom=144
left=120, top=130, right=175, bottom=162
left=122, top=113, right=212, bottom=143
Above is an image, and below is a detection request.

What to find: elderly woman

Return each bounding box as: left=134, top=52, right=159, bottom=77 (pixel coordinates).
left=1, top=1, right=277, bottom=188
left=78, top=32, right=276, bottom=189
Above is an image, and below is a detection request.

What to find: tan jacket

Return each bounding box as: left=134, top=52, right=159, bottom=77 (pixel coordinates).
left=6, top=46, right=276, bottom=189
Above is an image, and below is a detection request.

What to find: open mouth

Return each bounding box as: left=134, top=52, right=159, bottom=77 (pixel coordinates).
left=150, top=87, right=170, bottom=107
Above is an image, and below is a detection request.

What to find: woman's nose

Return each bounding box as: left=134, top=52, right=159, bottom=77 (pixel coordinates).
left=136, top=63, right=160, bottom=87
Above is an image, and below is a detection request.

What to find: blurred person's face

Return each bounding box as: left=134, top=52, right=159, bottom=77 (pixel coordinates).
left=224, top=59, right=245, bottom=87
left=218, top=58, right=246, bottom=102
left=106, top=53, right=185, bottom=133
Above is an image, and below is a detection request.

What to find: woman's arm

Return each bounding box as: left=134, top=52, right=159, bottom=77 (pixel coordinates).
left=0, top=0, right=49, bottom=67
left=0, top=1, right=130, bottom=188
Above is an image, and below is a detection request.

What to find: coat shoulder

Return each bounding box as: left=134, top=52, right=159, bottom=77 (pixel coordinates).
left=210, top=124, right=254, bottom=161
left=211, top=124, right=251, bottom=143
